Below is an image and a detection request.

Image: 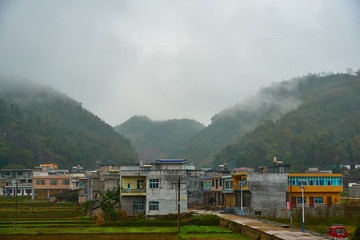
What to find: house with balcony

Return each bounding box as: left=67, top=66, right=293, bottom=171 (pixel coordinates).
left=99, top=161, right=188, bottom=217
left=202, top=176, right=212, bottom=205
left=222, top=175, right=235, bottom=207
left=0, top=169, right=34, bottom=196
left=288, top=173, right=343, bottom=207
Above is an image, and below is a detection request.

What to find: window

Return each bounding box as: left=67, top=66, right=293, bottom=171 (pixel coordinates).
left=18, top=172, right=23, bottom=176
left=297, top=197, right=306, bottom=204
left=20, top=179, right=26, bottom=184
left=36, top=180, right=45, bottom=185
left=127, top=183, right=131, bottom=189
left=219, top=179, right=222, bottom=186
left=50, top=180, right=58, bottom=185
left=149, top=201, right=159, bottom=210
left=225, top=180, right=233, bottom=190
left=17, top=189, right=21, bottom=194
left=133, top=202, right=145, bottom=211
left=212, top=179, right=214, bottom=187
left=149, top=179, right=159, bottom=189
left=28, top=179, right=32, bottom=183
left=315, top=197, right=323, bottom=203
left=62, top=179, right=70, bottom=185
left=137, top=180, right=144, bottom=189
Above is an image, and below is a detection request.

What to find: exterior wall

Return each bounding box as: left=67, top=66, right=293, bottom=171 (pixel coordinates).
left=233, top=173, right=249, bottom=191
left=32, top=175, right=71, bottom=200
left=349, top=185, right=360, bottom=198
left=145, top=170, right=187, bottom=216
left=247, top=173, right=288, bottom=217
left=33, top=176, right=70, bottom=190
left=0, top=169, right=33, bottom=178
left=187, top=170, right=204, bottom=207
left=100, top=167, right=188, bottom=216
left=121, top=196, right=146, bottom=216
left=288, top=173, right=343, bottom=206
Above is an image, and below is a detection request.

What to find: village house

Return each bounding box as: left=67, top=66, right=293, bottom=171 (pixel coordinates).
left=99, top=159, right=189, bottom=217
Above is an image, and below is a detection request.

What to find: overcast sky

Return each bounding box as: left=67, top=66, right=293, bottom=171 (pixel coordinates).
left=0, top=0, right=359, bottom=126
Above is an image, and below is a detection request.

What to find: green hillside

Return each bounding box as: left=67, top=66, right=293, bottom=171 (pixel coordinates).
left=0, top=78, right=137, bottom=169
left=213, top=73, right=360, bottom=171
left=115, top=115, right=205, bottom=160
left=175, top=76, right=304, bottom=167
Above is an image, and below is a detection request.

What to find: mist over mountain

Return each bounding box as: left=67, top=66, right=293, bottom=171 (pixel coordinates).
left=0, top=78, right=137, bottom=169
left=213, top=73, right=360, bottom=171
left=173, top=75, right=308, bottom=167
left=114, top=116, right=205, bottom=161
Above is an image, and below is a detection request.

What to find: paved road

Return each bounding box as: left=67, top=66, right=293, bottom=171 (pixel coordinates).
left=190, top=210, right=328, bottom=240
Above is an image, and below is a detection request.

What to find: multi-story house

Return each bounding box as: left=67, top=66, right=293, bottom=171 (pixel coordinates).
left=99, top=159, right=188, bottom=217
left=233, top=171, right=288, bottom=217
left=288, top=173, right=343, bottom=207
left=32, top=171, right=71, bottom=200
left=0, top=169, right=34, bottom=196
left=202, top=176, right=212, bottom=205
left=222, top=175, right=235, bottom=207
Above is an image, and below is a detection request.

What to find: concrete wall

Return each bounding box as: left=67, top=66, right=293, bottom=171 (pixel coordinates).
left=145, top=170, right=187, bottom=216
left=350, top=184, right=360, bottom=198
left=187, top=173, right=204, bottom=207
left=121, top=196, right=146, bottom=216
left=248, top=173, right=288, bottom=218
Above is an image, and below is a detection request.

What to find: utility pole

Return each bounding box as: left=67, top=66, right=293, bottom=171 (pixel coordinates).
left=301, top=185, right=305, bottom=232
left=290, top=177, right=293, bottom=227
left=177, top=175, right=180, bottom=233
left=14, top=178, right=18, bottom=229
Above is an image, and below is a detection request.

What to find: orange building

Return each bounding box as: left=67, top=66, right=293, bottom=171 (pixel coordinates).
left=32, top=174, right=70, bottom=200
left=288, top=173, right=343, bottom=207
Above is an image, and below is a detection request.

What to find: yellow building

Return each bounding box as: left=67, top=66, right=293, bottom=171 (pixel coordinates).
left=288, top=173, right=343, bottom=207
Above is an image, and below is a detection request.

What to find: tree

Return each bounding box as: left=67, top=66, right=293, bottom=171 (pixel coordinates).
left=99, top=186, right=121, bottom=221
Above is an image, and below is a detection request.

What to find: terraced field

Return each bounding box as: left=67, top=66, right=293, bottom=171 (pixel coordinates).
left=0, top=196, right=253, bottom=240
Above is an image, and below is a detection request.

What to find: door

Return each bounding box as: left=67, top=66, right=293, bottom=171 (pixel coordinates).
left=310, top=196, right=314, bottom=208
left=291, top=197, right=296, bottom=207
left=327, top=196, right=332, bottom=207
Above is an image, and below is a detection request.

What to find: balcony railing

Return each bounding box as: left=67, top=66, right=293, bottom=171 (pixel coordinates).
left=121, top=188, right=146, bottom=194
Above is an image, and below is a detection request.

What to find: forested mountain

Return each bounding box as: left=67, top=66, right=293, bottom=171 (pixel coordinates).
left=213, top=73, right=360, bottom=171
left=114, top=115, right=205, bottom=160
left=174, top=76, right=304, bottom=167
left=0, top=78, right=137, bottom=169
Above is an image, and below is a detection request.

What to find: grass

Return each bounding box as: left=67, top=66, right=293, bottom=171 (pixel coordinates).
left=179, top=233, right=254, bottom=240
left=0, top=226, right=178, bottom=234
left=264, top=200, right=360, bottom=239
left=0, top=196, right=255, bottom=239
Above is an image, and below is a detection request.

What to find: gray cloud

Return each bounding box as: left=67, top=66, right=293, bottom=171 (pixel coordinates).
left=0, top=0, right=359, bottom=126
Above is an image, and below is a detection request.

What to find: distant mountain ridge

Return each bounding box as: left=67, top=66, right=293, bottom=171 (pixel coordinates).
left=114, top=115, right=205, bottom=160
left=213, top=73, right=360, bottom=171
left=173, top=76, right=305, bottom=167
left=0, top=78, right=137, bottom=169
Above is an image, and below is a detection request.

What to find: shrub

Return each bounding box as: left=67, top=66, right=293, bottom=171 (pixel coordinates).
left=184, top=214, right=220, bottom=226
left=96, top=214, right=105, bottom=225
left=352, top=225, right=360, bottom=240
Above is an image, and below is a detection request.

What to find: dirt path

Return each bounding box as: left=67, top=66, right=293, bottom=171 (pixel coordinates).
left=190, top=209, right=328, bottom=240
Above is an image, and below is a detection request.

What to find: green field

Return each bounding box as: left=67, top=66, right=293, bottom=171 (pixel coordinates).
left=0, top=197, right=253, bottom=240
